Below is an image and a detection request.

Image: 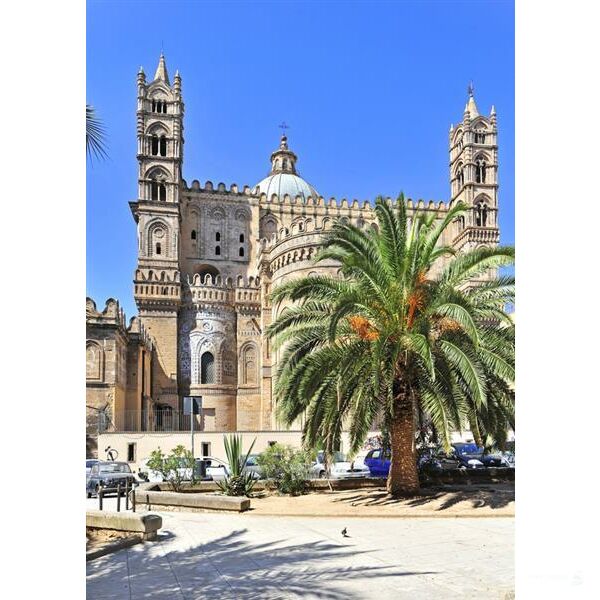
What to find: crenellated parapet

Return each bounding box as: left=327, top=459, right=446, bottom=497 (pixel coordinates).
left=256, top=197, right=450, bottom=278
left=86, top=297, right=127, bottom=331
left=127, top=316, right=155, bottom=351
left=183, top=273, right=262, bottom=311
left=133, top=268, right=181, bottom=309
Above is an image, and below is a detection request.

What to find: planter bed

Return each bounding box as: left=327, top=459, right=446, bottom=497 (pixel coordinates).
left=133, top=488, right=250, bottom=512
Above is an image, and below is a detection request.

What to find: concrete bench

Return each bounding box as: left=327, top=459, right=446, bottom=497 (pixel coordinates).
left=86, top=510, right=162, bottom=541
left=134, top=489, right=250, bottom=512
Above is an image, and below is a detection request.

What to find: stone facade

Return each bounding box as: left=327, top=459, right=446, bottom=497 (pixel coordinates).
left=86, top=298, right=154, bottom=457
left=87, top=55, right=500, bottom=450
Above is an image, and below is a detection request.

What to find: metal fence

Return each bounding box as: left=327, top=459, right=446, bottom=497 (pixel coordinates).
left=99, top=410, right=200, bottom=433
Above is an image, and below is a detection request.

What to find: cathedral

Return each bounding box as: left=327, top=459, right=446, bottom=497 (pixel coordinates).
left=86, top=54, right=500, bottom=459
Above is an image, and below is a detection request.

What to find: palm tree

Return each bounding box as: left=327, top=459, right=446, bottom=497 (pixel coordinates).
left=86, top=104, right=108, bottom=160
left=267, top=196, right=514, bottom=496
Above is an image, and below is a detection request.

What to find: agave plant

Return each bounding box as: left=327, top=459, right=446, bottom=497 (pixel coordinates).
left=268, top=195, right=515, bottom=497
left=216, top=434, right=257, bottom=497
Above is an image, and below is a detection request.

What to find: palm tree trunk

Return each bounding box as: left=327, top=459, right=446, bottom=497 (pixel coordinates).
left=387, top=383, right=419, bottom=497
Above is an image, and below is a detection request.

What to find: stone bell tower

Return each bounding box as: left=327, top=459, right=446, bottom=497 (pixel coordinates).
left=130, top=54, right=184, bottom=411
left=449, top=85, right=500, bottom=252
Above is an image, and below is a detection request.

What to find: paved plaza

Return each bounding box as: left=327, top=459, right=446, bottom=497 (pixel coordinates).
left=87, top=502, right=514, bottom=600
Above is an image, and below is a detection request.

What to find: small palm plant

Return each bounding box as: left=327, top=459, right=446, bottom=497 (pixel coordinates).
left=216, top=435, right=257, bottom=497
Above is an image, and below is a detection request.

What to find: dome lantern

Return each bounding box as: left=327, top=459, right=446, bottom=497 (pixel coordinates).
left=254, top=133, right=320, bottom=200
left=269, top=134, right=298, bottom=175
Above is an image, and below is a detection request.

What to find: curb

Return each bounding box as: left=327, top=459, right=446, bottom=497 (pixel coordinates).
left=86, top=535, right=143, bottom=562
left=239, top=511, right=515, bottom=519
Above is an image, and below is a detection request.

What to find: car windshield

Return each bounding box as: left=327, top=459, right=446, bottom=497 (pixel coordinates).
left=454, top=444, right=483, bottom=455
left=98, top=463, right=131, bottom=474
left=317, top=451, right=346, bottom=464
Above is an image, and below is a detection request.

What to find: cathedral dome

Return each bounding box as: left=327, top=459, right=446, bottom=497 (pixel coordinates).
left=253, top=134, right=320, bottom=200
left=254, top=172, right=320, bottom=200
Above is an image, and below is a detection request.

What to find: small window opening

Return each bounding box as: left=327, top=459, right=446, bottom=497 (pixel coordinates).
left=215, top=245, right=221, bottom=256
left=159, top=136, right=167, bottom=157
left=239, top=247, right=244, bottom=257
left=215, top=232, right=221, bottom=242
left=151, top=182, right=158, bottom=201
left=156, top=242, right=162, bottom=255
left=201, top=442, right=210, bottom=457
left=191, top=230, right=197, bottom=240
left=127, top=443, right=136, bottom=462
left=239, top=233, right=244, bottom=243
left=159, top=183, right=166, bottom=201
left=151, top=135, right=159, bottom=155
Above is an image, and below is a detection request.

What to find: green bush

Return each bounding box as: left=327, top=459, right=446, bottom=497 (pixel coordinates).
left=256, top=444, right=313, bottom=496
left=145, top=445, right=196, bottom=492
left=216, top=434, right=257, bottom=497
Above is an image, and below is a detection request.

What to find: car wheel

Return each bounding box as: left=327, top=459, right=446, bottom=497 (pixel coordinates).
left=318, top=471, right=326, bottom=479
left=87, top=491, right=92, bottom=498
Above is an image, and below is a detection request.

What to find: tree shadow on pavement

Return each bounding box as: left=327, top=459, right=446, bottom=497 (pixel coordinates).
left=332, top=484, right=514, bottom=511
left=87, top=527, right=436, bottom=599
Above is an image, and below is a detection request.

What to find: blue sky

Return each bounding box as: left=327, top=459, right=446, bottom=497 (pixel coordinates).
left=87, top=0, right=514, bottom=318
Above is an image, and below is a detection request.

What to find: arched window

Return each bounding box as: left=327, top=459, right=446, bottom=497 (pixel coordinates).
left=151, top=182, right=166, bottom=201
left=215, top=232, right=221, bottom=242
left=156, top=242, right=162, bottom=255
left=200, top=352, right=215, bottom=384
left=159, top=136, right=167, bottom=157
left=239, top=233, right=244, bottom=243
left=282, top=158, right=288, bottom=170
left=151, top=135, right=159, bottom=156
left=86, top=342, right=103, bottom=380
left=239, top=247, right=244, bottom=257
left=191, top=230, right=197, bottom=240
left=241, top=345, right=257, bottom=385
left=475, top=132, right=486, bottom=144
left=151, top=100, right=156, bottom=112
left=475, top=201, right=488, bottom=227
left=457, top=165, right=465, bottom=188
left=476, top=160, right=487, bottom=183
left=215, top=246, right=221, bottom=256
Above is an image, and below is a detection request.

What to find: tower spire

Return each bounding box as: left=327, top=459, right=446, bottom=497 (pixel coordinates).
left=154, top=53, right=170, bottom=85
left=465, top=81, right=479, bottom=117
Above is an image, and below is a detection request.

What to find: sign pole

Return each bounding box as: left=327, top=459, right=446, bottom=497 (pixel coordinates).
left=191, top=403, right=194, bottom=458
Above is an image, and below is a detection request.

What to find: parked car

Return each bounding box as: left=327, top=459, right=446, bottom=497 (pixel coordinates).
left=242, top=454, right=263, bottom=479
left=196, top=457, right=230, bottom=481
left=138, top=456, right=197, bottom=483
left=364, top=448, right=390, bottom=477
left=86, top=459, right=99, bottom=478
left=451, top=443, right=508, bottom=468
left=310, top=451, right=371, bottom=479
left=364, top=447, right=455, bottom=477
left=86, top=461, right=137, bottom=497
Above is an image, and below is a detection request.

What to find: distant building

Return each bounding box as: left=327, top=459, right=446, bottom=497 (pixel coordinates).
left=86, top=55, right=500, bottom=460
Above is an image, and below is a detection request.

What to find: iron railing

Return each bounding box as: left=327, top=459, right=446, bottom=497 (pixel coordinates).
left=99, top=410, right=202, bottom=433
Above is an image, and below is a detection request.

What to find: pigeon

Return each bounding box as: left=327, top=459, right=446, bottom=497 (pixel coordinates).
left=341, top=527, right=349, bottom=538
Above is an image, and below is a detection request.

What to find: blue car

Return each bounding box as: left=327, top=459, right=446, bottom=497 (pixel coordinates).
left=364, top=448, right=446, bottom=477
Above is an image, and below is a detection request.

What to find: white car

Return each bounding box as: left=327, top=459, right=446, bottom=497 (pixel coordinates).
left=310, top=451, right=371, bottom=479
left=138, top=456, right=231, bottom=483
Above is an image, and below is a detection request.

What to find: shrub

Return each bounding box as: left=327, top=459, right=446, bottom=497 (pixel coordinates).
left=216, top=435, right=257, bottom=497
left=257, top=444, right=313, bottom=496
left=145, top=445, right=196, bottom=492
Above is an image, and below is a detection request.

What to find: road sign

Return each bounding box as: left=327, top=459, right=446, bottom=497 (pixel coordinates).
left=183, top=396, right=202, bottom=415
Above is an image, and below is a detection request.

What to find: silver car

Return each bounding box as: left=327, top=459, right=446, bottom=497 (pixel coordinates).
left=310, top=451, right=370, bottom=479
